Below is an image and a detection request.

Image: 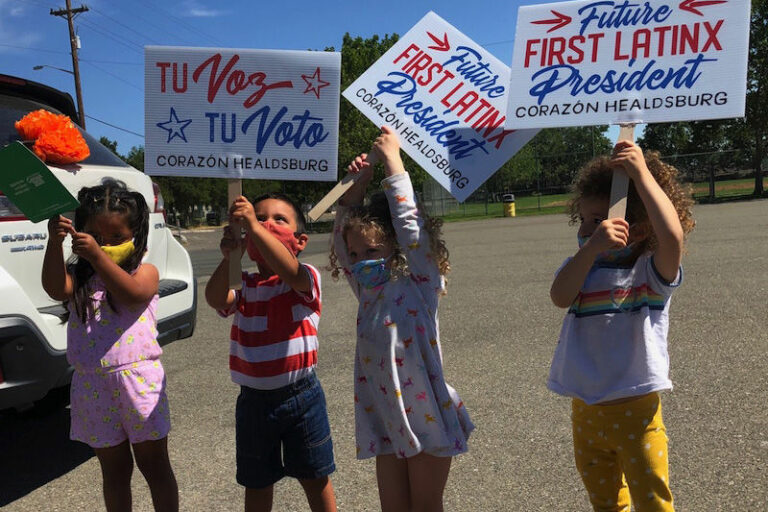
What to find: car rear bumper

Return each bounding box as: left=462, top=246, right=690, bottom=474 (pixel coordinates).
left=0, top=315, right=71, bottom=410
left=0, top=278, right=197, bottom=411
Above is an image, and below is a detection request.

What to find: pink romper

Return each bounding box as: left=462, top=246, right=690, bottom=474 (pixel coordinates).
left=67, top=271, right=171, bottom=448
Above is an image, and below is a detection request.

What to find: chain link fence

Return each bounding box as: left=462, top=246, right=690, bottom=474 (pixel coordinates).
left=422, top=149, right=765, bottom=219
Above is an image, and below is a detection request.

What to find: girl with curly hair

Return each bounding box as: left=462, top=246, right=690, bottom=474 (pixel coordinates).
left=549, top=141, right=694, bottom=512
left=329, top=126, right=473, bottom=512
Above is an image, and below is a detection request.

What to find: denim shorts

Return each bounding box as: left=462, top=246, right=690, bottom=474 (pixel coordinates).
left=235, top=371, right=335, bottom=489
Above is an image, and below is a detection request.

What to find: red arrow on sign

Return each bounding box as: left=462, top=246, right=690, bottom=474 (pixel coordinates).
left=427, top=31, right=450, bottom=52
left=532, top=10, right=572, bottom=33
left=679, top=0, right=727, bottom=15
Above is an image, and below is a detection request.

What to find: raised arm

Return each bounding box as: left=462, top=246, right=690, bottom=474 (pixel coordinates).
left=375, top=127, right=441, bottom=287
left=205, top=224, right=239, bottom=311
left=230, top=196, right=311, bottom=293
left=550, top=218, right=629, bottom=308
left=611, top=141, right=684, bottom=283
left=41, top=215, right=74, bottom=301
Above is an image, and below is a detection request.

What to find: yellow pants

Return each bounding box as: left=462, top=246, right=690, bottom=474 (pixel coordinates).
left=572, top=393, right=674, bottom=512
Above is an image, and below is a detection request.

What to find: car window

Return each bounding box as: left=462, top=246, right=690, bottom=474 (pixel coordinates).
left=0, top=94, right=130, bottom=167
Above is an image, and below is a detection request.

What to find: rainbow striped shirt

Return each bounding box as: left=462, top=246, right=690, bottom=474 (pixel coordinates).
left=548, top=253, right=682, bottom=405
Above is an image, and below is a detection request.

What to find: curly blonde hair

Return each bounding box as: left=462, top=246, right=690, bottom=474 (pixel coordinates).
left=568, top=150, right=695, bottom=254
left=328, top=191, right=451, bottom=281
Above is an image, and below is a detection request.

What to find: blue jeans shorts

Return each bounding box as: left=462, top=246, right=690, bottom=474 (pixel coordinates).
left=235, top=371, right=335, bottom=489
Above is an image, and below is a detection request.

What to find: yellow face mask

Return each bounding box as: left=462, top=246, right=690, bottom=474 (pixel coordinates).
left=100, top=240, right=135, bottom=265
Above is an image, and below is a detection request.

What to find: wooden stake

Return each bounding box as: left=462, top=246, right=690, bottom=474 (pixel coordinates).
left=307, top=151, right=379, bottom=222
left=227, top=179, right=243, bottom=290
left=608, top=124, right=636, bottom=219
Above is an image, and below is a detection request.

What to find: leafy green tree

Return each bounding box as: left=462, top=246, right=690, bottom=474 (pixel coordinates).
left=745, top=0, right=767, bottom=195
left=99, top=136, right=119, bottom=156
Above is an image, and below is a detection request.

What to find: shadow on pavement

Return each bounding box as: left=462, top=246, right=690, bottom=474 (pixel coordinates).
left=0, top=385, right=93, bottom=506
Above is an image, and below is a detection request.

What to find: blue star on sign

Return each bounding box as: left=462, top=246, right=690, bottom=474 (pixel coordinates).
left=156, top=107, right=192, bottom=143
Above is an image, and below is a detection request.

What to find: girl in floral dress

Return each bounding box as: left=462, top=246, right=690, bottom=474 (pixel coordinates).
left=330, top=126, right=473, bottom=511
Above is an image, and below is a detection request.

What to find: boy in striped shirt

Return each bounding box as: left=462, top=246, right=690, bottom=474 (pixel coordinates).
left=205, top=192, right=336, bottom=512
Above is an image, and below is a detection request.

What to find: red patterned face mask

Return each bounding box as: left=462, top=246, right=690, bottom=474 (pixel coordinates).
left=245, top=221, right=301, bottom=265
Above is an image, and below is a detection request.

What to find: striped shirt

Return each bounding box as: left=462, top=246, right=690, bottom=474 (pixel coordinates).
left=219, top=264, right=321, bottom=389
left=548, top=253, right=682, bottom=404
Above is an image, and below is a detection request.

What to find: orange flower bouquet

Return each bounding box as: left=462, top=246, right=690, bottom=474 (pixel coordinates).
left=15, top=109, right=90, bottom=165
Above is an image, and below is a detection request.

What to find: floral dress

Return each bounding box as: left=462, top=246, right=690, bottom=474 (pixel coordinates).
left=333, top=172, right=474, bottom=459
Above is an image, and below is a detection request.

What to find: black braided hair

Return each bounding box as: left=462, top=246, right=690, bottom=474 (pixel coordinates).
left=67, top=179, right=150, bottom=323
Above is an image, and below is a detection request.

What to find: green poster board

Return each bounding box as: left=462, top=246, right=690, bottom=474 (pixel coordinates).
left=0, top=141, right=79, bottom=223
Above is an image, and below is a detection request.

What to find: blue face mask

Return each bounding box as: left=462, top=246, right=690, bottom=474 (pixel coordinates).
left=351, top=258, right=391, bottom=289
left=578, top=235, right=635, bottom=263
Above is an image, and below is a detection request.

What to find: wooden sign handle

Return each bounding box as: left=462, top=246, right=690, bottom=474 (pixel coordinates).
left=608, top=124, right=636, bottom=219
left=228, top=179, right=243, bottom=290
left=307, top=151, right=379, bottom=222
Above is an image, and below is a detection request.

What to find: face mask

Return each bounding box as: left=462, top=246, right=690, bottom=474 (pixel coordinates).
left=101, top=239, right=135, bottom=265
left=246, top=221, right=301, bottom=265
left=578, top=235, right=635, bottom=263
left=351, top=258, right=391, bottom=289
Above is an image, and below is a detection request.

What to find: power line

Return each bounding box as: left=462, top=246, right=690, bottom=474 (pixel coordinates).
left=78, top=18, right=144, bottom=55
left=85, top=114, right=143, bottom=138
left=89, top=5, right=161, bottom=45
left=81, top=61, right=143, bottom=92
left=0, top=43, right=70, bottom=54
left=110, top=3, right=193, bottom=46
left=133, top=0, right=223, bottom=46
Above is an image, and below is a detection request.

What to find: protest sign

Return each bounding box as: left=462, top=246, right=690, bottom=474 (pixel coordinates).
left=145, top=46, right=340, bottom=181
left=343, top=11, right=539, bottom=203
left=506, top=0, right=751, bottom=129
left=0, top=141, right=79, bottom=223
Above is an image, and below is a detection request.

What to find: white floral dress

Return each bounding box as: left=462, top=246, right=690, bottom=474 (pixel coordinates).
left=333, top=172, right=474, bottom=459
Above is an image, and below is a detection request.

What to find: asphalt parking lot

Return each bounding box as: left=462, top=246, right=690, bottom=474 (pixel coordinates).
left=2, top=200, right=767, bottom=511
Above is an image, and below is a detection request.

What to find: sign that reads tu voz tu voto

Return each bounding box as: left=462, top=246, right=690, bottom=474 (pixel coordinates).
left=506, top=0, right=751, bottom=129
left=343, top=11, right=539, bottom=202
left=145, top=46, right=340, bottom=180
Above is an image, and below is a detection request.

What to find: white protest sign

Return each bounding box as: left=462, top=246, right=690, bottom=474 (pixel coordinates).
left=145, top=46, right=340, bottom=180
left=506, top=0, right=751, bottom=129
left=343, top=11, right=539, bottom=202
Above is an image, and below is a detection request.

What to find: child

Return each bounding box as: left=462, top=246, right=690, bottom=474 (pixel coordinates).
left=204, top=192, right=337, bottom=512
left=549, top=140, right=695, bottom=512
left=329, top=126, right=474, bottom=511
left=42, top=179, right=178, bottom=512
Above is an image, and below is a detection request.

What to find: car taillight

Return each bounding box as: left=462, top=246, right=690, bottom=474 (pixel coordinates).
left=0, top=363, right=4, bottom=384
left=0, top=192, right=27, bottom=221
left=152, top=182, right=167, bottom=221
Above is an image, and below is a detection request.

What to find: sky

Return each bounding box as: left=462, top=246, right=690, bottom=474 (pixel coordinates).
left=1, top=0, right=624, bottom=155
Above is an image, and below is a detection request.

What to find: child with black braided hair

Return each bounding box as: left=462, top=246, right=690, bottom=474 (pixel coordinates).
left=42, top=179, right=178, bottom=512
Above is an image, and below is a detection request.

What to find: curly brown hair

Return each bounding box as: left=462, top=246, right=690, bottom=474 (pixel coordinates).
left=328, top=191, right=451, bottom=282
left=568, top=150, right=695, bottom=254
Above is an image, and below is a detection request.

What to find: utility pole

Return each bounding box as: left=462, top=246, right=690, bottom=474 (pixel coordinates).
left=50, top=0, right=88, bottom=128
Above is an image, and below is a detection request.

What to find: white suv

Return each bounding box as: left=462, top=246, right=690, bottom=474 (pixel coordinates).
left=0, top=74, right=196, bottom=411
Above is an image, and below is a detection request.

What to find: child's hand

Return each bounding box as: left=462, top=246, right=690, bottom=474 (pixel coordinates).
left=71, top=231, right=103, bottom=262
left=229, top=196, right=257, bottom=231
left=372, top=126, right=405, bottom=177
left=347, top=153, right=374, bottom=183
left=610, top=141, right=649, bottom=182
left=583, top=219, right=629, bottom=256
left=219, top=225, right=243, bottom=260
left=47, top=215, right=74, bottom=244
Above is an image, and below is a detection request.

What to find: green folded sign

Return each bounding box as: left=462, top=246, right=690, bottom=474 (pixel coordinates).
left=0, top=141, right=79, bottom=223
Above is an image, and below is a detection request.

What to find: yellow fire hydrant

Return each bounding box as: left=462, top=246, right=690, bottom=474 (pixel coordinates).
left=503, top=193, right=516, bottom=217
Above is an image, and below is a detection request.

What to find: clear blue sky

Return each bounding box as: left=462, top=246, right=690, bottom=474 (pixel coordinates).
left=1, top=0, right=623, bottom=154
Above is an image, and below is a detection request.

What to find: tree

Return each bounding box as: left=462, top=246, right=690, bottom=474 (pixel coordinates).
left=99, top=136, right=119, bottom=156
left=637, top=2, right=768, bottom=196
left=745, top=0, right=767, bottom=195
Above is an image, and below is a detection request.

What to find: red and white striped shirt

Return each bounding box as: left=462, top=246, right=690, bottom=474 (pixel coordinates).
left=218, top=264, right=321, bottom=389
